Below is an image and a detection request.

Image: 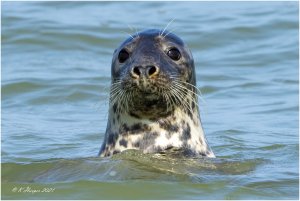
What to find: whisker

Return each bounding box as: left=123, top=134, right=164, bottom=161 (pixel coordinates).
left=170, top=85, right=193, bottom=116
left=116, top=90, right=125, bottom=114
left=172, top=82, right=203, bottom=111
left=173, top=86, right=196, bottom=116
left=162, top=88, right=171, bottom=113
left=127, top=24, right=140, bottom=38
left=135, top=27, right=140, bottom=38
left=172, top=82, right=198, bottom=97
left=170, top=77, right=207, bottom=104
left=163, top=27, right=177, bottom=39
left=161, top=18, right=176, bottom=36
left=121, top=31, right=134, bottom=39
left=124, top=90, right=132, bottom=113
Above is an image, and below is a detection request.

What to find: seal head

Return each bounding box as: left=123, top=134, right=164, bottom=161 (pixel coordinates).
left=99, top=29, right=214, bottom=157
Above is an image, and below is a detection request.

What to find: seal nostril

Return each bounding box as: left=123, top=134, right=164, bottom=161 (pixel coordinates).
left=148, top=66, right=158, bottom=77
left=133, top=66, right=141, bottom=77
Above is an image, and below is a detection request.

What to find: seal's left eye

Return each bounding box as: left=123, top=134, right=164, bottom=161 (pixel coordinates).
left=167, top=48, right=181, bottom=61
left=118, top=49, right=129, bottom=63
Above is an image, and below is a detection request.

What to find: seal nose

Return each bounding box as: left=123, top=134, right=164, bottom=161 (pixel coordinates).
left=131, top=65, right=159, bottom=78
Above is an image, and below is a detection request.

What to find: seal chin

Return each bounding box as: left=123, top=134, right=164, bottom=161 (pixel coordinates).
left=143, top=93, right=159, bottom=100
left=127, top=92, right=172, bottom=119
left=138, top=91, right=159, bottom=100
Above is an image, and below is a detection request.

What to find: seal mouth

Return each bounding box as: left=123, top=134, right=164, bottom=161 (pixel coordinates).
left=133, top=86, right=165, bottom=104
left=112, top=76, right=172, bottom=118
left=110, top=74, right=199, bottom=119
left=140, top=91, right=158, bottom=99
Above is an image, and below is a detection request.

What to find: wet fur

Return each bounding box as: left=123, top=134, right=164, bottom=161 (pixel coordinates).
left=99, top=29, right=214, bottom=157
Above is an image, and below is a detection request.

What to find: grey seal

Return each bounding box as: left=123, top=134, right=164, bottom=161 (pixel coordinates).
left=99, top=29, right=215, bottom=158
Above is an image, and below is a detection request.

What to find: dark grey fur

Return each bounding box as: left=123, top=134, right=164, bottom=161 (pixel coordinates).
left=99, top=29, right=214, bottom=157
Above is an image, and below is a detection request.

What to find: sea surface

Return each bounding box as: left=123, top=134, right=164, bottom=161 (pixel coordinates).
left=1, top=1, right=299, bottom=200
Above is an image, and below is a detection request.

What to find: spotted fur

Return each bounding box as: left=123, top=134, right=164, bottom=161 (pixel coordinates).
left=99, top=29, right=215, bottom=158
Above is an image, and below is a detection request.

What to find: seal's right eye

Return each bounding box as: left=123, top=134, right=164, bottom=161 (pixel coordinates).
left=118, top=49, right=129, bottom=63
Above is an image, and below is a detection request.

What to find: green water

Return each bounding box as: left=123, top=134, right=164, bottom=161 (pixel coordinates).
left=1, top=1, right=299, bottom=200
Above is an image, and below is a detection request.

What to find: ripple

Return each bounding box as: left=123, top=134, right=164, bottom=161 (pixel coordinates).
left=1, top=151, right=264, bottom=185
left=2, top=80, right=49, bottom=97
left=259, top=144, right=286, bottom=150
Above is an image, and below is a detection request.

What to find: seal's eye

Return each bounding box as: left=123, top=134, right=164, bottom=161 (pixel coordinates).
left=167, top=48, right=181, bottom=61
left=118, top=49, right=129, bottom=63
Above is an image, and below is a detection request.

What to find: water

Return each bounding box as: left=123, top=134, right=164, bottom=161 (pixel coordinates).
left=1, top=1, right=299, bottom=199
